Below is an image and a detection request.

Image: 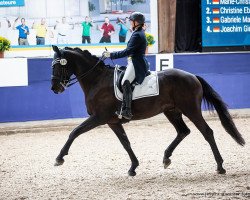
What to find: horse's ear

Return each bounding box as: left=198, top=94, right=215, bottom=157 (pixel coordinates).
left=52, top=45, right=61, bottom=56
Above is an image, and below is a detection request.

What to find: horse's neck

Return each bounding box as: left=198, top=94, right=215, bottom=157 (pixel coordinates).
left=70, top=53, right=101, bottom=80
left=78, top=62, right=113, bottom=94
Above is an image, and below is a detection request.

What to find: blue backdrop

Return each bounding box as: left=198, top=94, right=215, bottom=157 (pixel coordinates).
left=174, top=53, right=250, bottom=109
left=0, top=53, right=249, bottom=122
left=0, top=56, right=155, bottom=122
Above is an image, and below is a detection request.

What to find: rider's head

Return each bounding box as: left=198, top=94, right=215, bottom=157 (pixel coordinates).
left=129, top=12, right=145, bottom=30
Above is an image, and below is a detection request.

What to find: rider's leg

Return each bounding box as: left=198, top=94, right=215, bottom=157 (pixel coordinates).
left=119, top=58, right=135, bottom=120
left=120, top=80, right=133, bottom=120
left=121, top=58, right=135, bottom=84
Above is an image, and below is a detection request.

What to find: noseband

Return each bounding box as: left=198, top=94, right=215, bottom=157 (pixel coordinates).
left=51, top=58, right=70, bottom=89
left=51, top=55, right=105, bottom=89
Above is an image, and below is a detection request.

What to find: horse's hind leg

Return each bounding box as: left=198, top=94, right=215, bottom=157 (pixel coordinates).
left=163, top=110, right=190, bottom=169
left=185, top=108, right=226, bottom=174
left=108, top=123, right=139, bottom=176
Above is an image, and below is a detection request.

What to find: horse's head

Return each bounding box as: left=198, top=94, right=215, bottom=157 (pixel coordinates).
left=51, top=45, right=106, bottom=94
left=51, top=45, right=74, bottom=94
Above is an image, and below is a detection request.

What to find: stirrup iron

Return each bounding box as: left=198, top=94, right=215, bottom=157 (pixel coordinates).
left=117, top=106, right=123, bottom=119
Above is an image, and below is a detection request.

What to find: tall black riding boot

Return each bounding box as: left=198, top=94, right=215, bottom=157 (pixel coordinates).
left=120, top=80, right=133, bottom=120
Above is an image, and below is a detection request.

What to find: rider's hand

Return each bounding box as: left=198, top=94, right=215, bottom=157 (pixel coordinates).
left=103, top=51, right=110, bottom=58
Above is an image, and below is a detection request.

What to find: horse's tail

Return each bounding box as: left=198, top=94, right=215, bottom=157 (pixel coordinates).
left=196, top=76, right=245, bottom=146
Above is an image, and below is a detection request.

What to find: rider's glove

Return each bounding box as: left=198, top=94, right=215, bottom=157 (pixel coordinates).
left=103, top=51, right=111, bottom=58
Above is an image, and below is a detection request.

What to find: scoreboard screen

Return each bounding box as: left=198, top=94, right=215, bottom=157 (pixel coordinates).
left=201, top=0, right=250, bottom=51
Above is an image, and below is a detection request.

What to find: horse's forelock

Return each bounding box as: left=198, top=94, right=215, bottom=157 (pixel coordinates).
left=53, top=48, right=66, bottom=60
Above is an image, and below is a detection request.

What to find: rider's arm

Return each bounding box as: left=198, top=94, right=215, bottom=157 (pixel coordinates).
left=110, top=32, right=142, bottom=59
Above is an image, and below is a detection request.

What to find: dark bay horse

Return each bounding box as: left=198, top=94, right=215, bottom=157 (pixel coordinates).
left=51, top=45, right=245, bottom=176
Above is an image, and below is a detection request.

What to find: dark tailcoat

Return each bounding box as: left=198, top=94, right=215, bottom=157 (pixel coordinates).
left=110, top=27, right=149, bottom=84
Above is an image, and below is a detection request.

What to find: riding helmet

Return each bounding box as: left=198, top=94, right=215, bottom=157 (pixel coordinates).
left=129, top=12, right=145, bottom=25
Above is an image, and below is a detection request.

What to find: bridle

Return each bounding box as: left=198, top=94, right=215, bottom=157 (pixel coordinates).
left=51, top=54, right=106, bottom=89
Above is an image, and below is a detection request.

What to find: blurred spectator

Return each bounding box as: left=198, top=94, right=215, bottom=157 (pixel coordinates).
left=54, top=17, right=73, bottom=44
left=32, top=18, right=48, bottom=45
left=125, top=17, right=133, bottom=32
left=98, top=17, right=115, bottom=43
left=116, top=17, right=128, bottom=43
left=13, top=17, right=29, bottom=45
left=0, top=17, right=11, bottom=38
left=81, top=16, right=93, bottom=44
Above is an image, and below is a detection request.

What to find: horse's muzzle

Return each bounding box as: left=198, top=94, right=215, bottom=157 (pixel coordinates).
left=51, top=87, right=58, bottom=94
left=51, top=83, right=64, bottom=94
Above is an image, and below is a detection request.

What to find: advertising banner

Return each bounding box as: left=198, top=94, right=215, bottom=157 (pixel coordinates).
left=0, top=58, right=28, bottom=87
left=0, top=0, right=24, bottom=7
left=0, top=0, right=158, bottom=56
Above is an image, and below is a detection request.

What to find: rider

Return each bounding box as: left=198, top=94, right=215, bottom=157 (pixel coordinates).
left=103, top=12, right=149, bottom=120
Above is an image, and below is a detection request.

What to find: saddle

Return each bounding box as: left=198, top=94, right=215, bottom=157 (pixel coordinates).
left=116, top=65, right=151, bottom=92
left=114, top=65, right=159, bottom=101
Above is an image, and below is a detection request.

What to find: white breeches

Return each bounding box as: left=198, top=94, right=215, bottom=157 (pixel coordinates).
left=122, top=58, right=135, bottom=85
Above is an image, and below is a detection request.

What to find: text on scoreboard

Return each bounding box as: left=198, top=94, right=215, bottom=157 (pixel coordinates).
left=202, top=0, right=250, bottom=47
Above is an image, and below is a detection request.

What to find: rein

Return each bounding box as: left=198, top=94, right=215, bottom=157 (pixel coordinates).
left=52, top=55, right=106, bottom=89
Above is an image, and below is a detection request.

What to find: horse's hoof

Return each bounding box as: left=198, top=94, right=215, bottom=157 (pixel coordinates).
left=163, top=158, right=171, bottom=169
left=217, top=168, right=226, bottom=174
left=54, top=158, right=64, bottom=166
left=128, top=170, right=136, bottom=176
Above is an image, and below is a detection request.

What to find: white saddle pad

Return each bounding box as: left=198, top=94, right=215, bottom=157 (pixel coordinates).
left=114, top=66, right=159, bottom=101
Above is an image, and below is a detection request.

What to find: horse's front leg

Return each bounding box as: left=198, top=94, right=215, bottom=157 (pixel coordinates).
left=108, top=123, right=139, bottom=176
left=54, top=115, right=100, bottom=166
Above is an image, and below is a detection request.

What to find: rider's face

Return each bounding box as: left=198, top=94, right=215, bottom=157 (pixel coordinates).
left=130, top=20, right=134, bottom=28
left=130, top=20, right=139, bottom=29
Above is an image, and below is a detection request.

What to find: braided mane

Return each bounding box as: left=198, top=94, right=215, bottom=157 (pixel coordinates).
left=63, top=47, right=115, bottom=72
left=64, top=47, right=103, bottom=65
